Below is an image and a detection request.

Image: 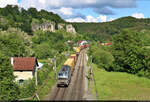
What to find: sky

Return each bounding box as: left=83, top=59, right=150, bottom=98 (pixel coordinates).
left=0, top=0, right=149, bottom=22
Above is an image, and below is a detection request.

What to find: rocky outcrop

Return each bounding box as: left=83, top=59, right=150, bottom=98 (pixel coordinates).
left=32, top=21, right=56, bottom=32
left=0, top=16, right=7, bottom=25
left=58, top=23, right=76, bottom=34
left=58, top=23, right=65, bottom=30
left=32, top=22, right=76, bottom=34
left=66, top=24, right=76, bottom=34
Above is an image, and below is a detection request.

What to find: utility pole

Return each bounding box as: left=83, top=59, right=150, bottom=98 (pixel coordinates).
left=35, top=67, right=38, bottom=86
left=53, top=55, right=56, bottom=79
left=90, top=55, right=92, bottom=74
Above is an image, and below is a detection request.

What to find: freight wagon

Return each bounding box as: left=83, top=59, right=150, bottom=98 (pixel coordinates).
left=69, top=54, right=77, bottom=64
left=75, top=47, right=81, bottom=57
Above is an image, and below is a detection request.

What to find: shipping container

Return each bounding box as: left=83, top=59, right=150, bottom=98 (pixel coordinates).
left=64, top=58, right=75, bottom=73
left=70, top=54, right=77, bottom=64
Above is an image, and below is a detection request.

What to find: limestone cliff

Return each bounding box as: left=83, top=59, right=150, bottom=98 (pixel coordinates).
left=66, top=24, right=76, bottom=34
left=32, top=21, right=56, bottom=32
left=32, top=21, right=76, bottom=34
left=58, top=23, right=76, bottom=34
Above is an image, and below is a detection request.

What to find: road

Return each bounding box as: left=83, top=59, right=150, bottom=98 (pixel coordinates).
left=47, top=49, right=87, bottom=100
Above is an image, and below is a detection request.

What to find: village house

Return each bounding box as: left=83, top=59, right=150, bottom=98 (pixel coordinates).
left=10, top=57, right=39, bottom=84
left=100, top=42, right=112, bottom=46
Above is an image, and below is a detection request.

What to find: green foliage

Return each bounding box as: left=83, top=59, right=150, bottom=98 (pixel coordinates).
left=32, top=30, right=76, bottom=59
left=37, top=64, right=53, bottom=85
left=88, top=43, right=114, bottom=71
left=112, top=29, right=148, bottom=74
left=0, top=28, right=31, bottom=57
left=0, top=5, right=65, bottom=33
left=19, top=78, right=36, bottom=98
left=0, top=52, right=20, bottom=100
left=34, top=43, right=55, bottom=59
left=139, top=30, right=150, bottom=46
left=73, top=16, right=150, bottom=41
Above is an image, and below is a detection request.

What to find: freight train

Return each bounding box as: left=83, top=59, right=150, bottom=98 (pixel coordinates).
left=57, top=43, right=90, bottom=87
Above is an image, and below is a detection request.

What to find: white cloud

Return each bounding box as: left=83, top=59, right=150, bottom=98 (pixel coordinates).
left=66, top=15, right=115, bottom=22
left=0, top=0, right=18, bottom=8
left=19, top=0, right=46, bottom=10
left=132, top=13, right=144, bottom=19
left=39, top=0, right=46, bottom=5
left=58, top=7, right=73, bottom=16
left=98, top=15, right=107, bottom=22
left=16, top=0, right=137, bottom=20
left=66, top=17, right=86, bottom=22
left=86, top=15, right=99, bottom=22
left=17, top=0, right=136, bottom=10
left=108, top=17, right=115, bottom=21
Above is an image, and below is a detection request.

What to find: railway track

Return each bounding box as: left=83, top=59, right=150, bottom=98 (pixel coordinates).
left=72, top=50, right=84, bottom=100
left=49, top=49, right=86, bottom=100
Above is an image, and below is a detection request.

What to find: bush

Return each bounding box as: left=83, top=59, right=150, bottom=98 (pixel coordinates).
left=88, top=44, right=114, bottom=71
left=19, top=78, right=36, bottom=98
left=37, top=64, right=53, bottom=85
left=34, top=43, right=55, bottom=59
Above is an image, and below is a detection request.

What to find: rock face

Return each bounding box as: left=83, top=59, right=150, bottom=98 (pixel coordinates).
left=58, top=23, right=65, bottom=30
left=32, top=21, right=56, bottom=32
left=66, top=24, right=76, bottom=34
left=32, top=22, right=76, bottom=34
left=0, top=16, right=7, bottom=25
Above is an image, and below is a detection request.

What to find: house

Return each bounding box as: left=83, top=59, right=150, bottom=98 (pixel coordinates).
left=10, top=57, right=39, bottom=84
left=100, top=42, right=112, bottom=46
left=105, top=42, right=112, bottom=46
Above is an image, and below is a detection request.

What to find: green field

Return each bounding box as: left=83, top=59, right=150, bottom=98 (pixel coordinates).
left=92, top=64, right=150, bottom=100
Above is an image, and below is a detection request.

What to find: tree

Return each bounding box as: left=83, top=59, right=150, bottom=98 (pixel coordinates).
left=34, top=43, right=55, bottom=59
left=88, top=44, right=114, bottom=71
left=112, top=29, right=146, bottom=74
left=0, top=52, right=20, bottom=100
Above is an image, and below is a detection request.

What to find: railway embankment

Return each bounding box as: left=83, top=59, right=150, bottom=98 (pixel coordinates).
left=83, top=53, right=95, bottom=100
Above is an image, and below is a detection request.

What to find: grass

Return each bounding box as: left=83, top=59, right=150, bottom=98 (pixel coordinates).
left=92, top=64, right=150, bottom=100
left=38, top=59, right=47, bottom=64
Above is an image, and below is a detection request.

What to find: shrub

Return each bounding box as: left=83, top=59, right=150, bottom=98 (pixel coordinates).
left=19, top=78, right=36, bottom=98
left=89, top=44, right=114, bottom=71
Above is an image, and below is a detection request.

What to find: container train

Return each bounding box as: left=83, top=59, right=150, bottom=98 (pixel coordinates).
left=57, top=43, right=90, bottom=87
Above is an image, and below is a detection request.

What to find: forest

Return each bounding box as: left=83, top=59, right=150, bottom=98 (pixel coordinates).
left=73, top=16, right=150, bottom=41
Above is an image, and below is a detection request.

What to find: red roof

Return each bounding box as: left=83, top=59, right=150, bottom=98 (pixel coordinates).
left=105, top=42, right=112, bottom=46
left=11, top=57, right=38, bottom=71
left=78, top=40, right=82, bottom=43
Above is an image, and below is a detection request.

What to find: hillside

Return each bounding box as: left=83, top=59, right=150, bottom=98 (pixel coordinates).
left=1, top=5, right=150, bottom=40
left=72, top=16, right=150, bottom=41
left=0, top=5, right=65, bottom=33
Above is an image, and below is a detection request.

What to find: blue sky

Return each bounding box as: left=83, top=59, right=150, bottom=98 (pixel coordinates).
left=0, top=0, right=149, bottom=22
